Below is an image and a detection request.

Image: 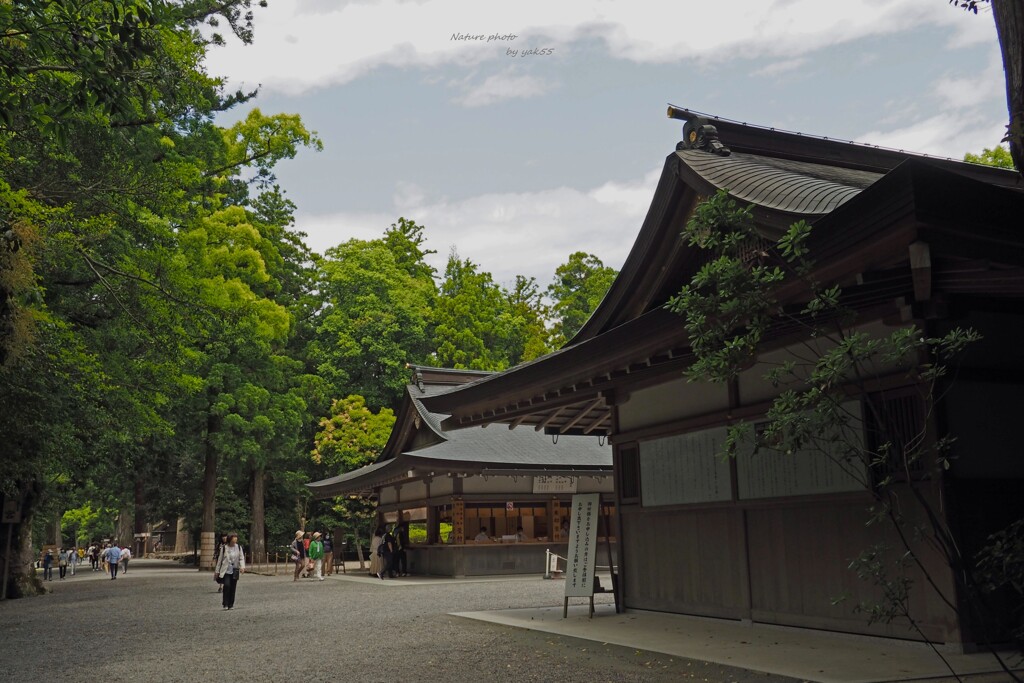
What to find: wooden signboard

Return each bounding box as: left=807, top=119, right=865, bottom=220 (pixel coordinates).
left=533, top=475, right=577, bottom=494
left=563, top=493, right=599, bottom=617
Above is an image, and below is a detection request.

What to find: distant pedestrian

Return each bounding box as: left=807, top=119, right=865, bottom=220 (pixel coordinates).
left=302, top=532, right=312, bottom=577
left=215, top=533, right=245, bottom=609
left=89, top=545, right=99, bottom=571
left=393, top=522, right=409, bottom=577
left=289, top=530, right=306, bottom=582
left=104, top=545, right=121, bottom=580
left=57, top=548, right=69, bottom=580
left=213, top=533, right=228, bottom=593
left=369, top=527, right=385, bottom=579
left=322, top=533, right=334, bottom=576
left=69, top=548, right=78, bottom=576
left=309, top=532, right=324, bottom=581
left=120, top=546, right=132, bottom=574
left=42, top=550, right=54, bottom=581
left=380, top=526, right=397, bottom=579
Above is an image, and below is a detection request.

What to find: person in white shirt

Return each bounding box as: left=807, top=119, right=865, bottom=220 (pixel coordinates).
left=473, top=527, right=490, bottom=542
left=120, top=546, right=132, bottom=574
left=215, top=533, right=246, bottom=610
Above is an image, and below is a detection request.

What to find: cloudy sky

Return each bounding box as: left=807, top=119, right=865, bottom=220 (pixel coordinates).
left=206, top=0, right=1008, bottom=287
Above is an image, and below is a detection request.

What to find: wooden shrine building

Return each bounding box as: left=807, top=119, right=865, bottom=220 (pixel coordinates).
left=307, top=365, right=613, bottom=577
left=420, top=108, right=1024, bottom=648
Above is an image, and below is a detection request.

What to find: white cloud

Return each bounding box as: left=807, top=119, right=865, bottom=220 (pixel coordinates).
left=858, top=53, right=1007, bottom=158
left=205, top=0, right=996, bottom=96
left=452, top=71, right=556, bottom=107
left=859, top=114, right=1006, bottom=160
left=933, top=57, right=1004, bottom=111
left=294, top=167, right=662, bottom=284
left=751, top=58, right=808, bottom=78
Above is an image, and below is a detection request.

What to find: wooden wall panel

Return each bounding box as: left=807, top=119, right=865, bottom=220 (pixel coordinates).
left=746, top=497, right=957, bottom=641
left=622, top=507, right=746, bottom=618
left=621, top=492, right=958, bottom=642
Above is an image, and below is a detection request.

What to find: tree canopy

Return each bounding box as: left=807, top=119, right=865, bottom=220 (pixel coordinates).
left=0, top=2, right=619, bottom=597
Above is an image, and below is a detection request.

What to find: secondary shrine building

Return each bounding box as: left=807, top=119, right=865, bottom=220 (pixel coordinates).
left=421, top=108, right=1024, bottom=648
left=307, top=365, right=614, bottom=577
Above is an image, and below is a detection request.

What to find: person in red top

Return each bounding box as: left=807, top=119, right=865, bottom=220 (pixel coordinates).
left=301, top=532, right=312, bottom=578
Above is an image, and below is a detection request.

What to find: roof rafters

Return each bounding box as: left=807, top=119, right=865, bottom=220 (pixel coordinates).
left=559, top=397, right=605, bottom=434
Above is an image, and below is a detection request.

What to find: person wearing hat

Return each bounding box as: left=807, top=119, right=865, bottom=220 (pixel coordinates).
left=308, top=532, right=325, bottom=581
left=289, top=530, right=306, bottom=582
left=41, top=549, right=54, bottom=581
left=322, top=532, right=334, bottom=576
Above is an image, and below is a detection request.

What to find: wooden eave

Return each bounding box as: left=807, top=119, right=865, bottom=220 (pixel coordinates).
left=423, top=159, right=1024, bottom=435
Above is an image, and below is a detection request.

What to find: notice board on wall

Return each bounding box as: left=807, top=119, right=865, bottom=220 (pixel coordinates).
left=735, top=401, right=866, bottom=499
left=639, top=427, right=732, bottom=507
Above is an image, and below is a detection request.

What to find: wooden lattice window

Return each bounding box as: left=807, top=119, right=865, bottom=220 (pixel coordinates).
left=617, top=444, right=640, bottom=503
left=864, top=390, right=927, bottom=482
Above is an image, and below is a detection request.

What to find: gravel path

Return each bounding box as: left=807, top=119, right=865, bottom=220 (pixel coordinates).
left=0, top=560, right=795, bottom=682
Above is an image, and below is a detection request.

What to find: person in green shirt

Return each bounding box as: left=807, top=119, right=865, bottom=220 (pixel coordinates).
left=309, top=532, right=325, bottom=581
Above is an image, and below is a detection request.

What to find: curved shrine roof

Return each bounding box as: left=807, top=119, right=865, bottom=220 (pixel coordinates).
left=677, top=150, right=881, bottom=215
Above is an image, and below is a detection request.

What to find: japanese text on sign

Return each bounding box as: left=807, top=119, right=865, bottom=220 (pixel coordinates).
left=564, top=493, right=599, bottom=598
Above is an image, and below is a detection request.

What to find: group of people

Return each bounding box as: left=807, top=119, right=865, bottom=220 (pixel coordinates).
left=38, top=543, right=132, bottom=581
left=288, top=530, right=336, bottom=581
left=369, top=522, right=409, bottom=580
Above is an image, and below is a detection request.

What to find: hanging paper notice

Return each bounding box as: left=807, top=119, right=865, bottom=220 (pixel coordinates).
left=564, top=493, right=599, bottom=598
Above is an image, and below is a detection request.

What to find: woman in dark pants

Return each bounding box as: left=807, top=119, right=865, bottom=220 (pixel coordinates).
left=215, top=533, right=246, bottom=610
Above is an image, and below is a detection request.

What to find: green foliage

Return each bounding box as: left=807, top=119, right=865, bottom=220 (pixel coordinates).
left=547, top=251, right=617, bottom=343
left=434, top=253, right=512, bottom=371
left=505, top=275, right=554, bottom=364
left=975, top=519, right=1024, bottom=642
left=312, top=395, right=396, bottom=473
left=964, top=145, right=1015, bottom=169
left=313, top=233, right=436, bottom=410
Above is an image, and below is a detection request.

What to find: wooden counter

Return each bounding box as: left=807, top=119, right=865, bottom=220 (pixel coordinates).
left=406, top=541, right=617, bottom=577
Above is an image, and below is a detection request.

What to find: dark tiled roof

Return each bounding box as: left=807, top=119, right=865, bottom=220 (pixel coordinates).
left=306, top=459, right=398, bottom=495
left=307, top=377, right=611, bottom=497
left=677, top=150, right=881, bottom=215
left=405, top=422, right=609, bottom=467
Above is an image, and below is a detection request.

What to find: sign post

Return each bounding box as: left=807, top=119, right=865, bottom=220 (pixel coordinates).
left=563, top=493, right=600, bottom=618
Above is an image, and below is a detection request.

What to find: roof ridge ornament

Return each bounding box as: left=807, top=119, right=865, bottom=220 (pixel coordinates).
left=668, top=105, right=731, bottom=156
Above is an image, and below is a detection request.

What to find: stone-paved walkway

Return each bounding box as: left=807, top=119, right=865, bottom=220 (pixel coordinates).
left=0, top=560, right=796, bottom=682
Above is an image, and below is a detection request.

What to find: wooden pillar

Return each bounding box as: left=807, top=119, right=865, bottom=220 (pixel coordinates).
left=425, top=478, right=436, bottom=544
left=546, top=498, right=555, bottom=540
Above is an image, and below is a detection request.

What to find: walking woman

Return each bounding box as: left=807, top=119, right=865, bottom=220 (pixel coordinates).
left=289, top=530, right=306, bottom=582
left=369, top=525, right=388, bottom=580
left=215, top=533, right=245, bottom=610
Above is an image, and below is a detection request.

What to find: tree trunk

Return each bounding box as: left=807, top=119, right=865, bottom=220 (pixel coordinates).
left=248, top=464, right=266, bottom=562
left=115, top=504, right=133, bottom=547
left=993, top=0, right=1024, bottom=173
left=354, top=524, right=365, bottom=570
left=174, top=516, right=188, bottom=553
left=2, top=482, right=44, bottom=599
left=133, top=476, right=146, bottom=557
left=199, top=408, right=217, bottom=570
left=50, top=510, right=61, bottom=546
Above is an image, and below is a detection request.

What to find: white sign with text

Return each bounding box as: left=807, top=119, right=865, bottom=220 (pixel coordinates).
left=564, top=493, right=599, bottom=598
left=533, top=475, right=578, bottom=494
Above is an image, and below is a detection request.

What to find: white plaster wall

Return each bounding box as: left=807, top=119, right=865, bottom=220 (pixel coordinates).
left=618, top=377, right=729, bottom=432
